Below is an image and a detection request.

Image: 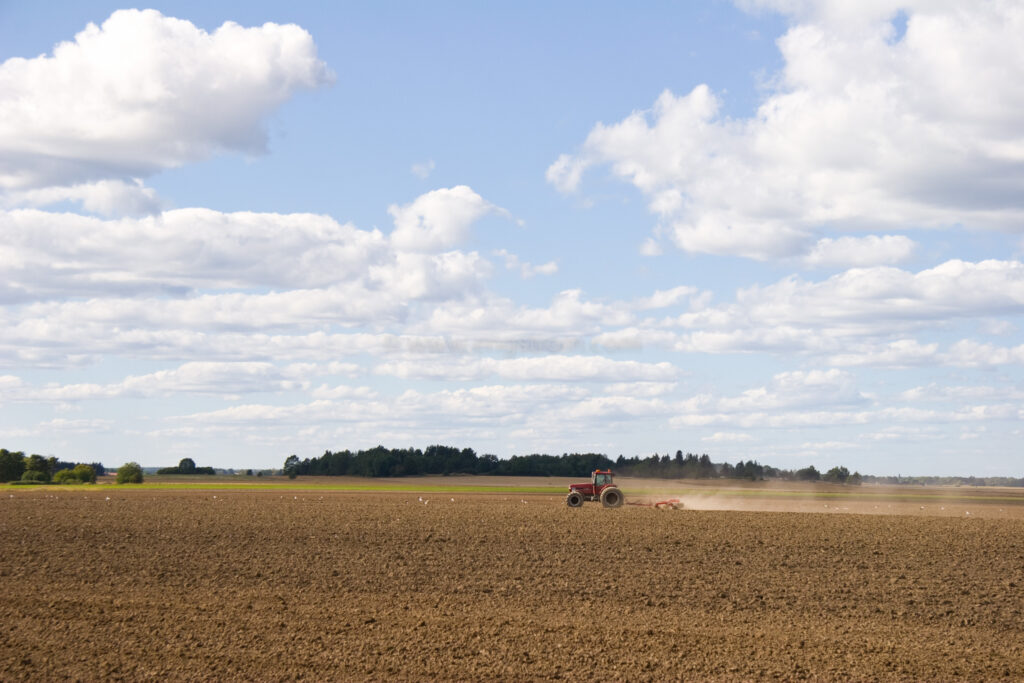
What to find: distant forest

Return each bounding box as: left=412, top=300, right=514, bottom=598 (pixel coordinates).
left=282, top=445, right=1024, bottom=486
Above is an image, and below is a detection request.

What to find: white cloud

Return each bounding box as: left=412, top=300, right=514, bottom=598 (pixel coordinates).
left=0, top=9, right=331, bottom=204
left=1, top=179, right=161, bottom=217
left=1, top=189, right=501, bottom=304
left=389, top=185, right=497, bottom=252
left=828, top=339, right=939, bottom=368
left=420, top=289, right=633, bottom=338
left=550, top=3, right=1024, bottom=260
left=494, top=249, right=558, bottom=278
left=5, top=361, right=355, bottom=402
left=374, top=355, right=678, bottom=383
left=592, top=327, right=680, bottom=351
left=804, top=235, right=915, bottom=268
left=716, top=368, right=867, bottom=412
left=703, top=432, right=754, bottom=443
left=0, top=208, right=390, bottom=300
left=673, top=260, right=1024, bottom=343
left=411, top=160, right=436, bottom=179
left=942, top=340, right=1024, bottom=368
left=636, top=285, right=698, bottom=309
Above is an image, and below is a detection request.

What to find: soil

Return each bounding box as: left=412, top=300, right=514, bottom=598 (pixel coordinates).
left=2, top=489, right=1023, bottom=681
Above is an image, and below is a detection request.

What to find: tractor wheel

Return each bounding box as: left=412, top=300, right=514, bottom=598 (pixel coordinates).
left=566, top=491, right=584, bottom=508
left=601, top=487, right=624, bottom=508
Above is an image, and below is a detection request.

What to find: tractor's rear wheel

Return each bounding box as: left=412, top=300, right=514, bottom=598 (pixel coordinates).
left=601, top=487, right=624, bottom=508
left=566, top=491, right=584, bottom=507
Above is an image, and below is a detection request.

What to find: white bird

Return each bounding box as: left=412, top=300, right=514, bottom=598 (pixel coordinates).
left=418, top=497, right=423, bottom=502
left=450, top=498, right=455, bottom=502
left=965, top=511, right=971, bottom=516
left=105, top=497, right=110, bottom=501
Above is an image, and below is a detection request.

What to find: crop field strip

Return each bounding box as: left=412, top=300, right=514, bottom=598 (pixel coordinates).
left=3, top=489, right=1023, bottom=681
left=6, top=476, right=1024, bottom=506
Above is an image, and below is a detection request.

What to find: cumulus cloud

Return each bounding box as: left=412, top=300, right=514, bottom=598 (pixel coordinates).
left=0, top=9, right=331, bottom=207
left=549, top=3, right=1024, bottom=260
left=0, top=208, right=389, bottom=300
left=389, top=186, right=498, bottom=252
left=672, top=260, right=1024, bottom=344
left=1, top=185, right=502, bottom=303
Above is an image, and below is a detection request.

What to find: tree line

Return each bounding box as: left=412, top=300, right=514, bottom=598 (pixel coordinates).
left=282, top=445, right=869, bottom=483
left=0, top=448, right=105, bottom=484
left=156, top=458, right=216, bottom=475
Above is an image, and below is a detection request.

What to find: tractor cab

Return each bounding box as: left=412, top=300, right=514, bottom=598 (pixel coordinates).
left=593, top=470, right=613, bottom=487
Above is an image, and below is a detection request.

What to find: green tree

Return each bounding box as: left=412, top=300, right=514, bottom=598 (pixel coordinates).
left=823, top=466, right=850, bottom=483
left=116, top=462, right=144, bottom=484
left=283, top=455, right=300, bottom=479
left=72, top=464, right=96, bottom=483
left=178, top=458, right=196, bottom=474
left=796, top=465, right=821, bottom=481
left=26, top=454, right=51, bottom=482
left=0, top=449, right=26, bottom=482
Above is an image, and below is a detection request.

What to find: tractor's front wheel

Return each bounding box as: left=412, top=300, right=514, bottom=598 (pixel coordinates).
left=601, top=487, right=624, bottom=508
left=566, top=491, right=584, bottom=507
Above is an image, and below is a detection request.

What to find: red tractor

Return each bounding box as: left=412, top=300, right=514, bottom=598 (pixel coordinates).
left=566, top=469, right=624, bottom=508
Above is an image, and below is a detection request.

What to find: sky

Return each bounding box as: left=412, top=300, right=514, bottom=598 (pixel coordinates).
left=0, top=1, right=1022, bottom=475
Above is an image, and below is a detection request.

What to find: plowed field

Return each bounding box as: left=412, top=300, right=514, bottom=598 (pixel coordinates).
left=3, top=489, right=1023, bottom=681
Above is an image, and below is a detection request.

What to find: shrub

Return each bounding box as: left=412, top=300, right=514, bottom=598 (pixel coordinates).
left=21, top=470, right=48, bottom=483
left=72, top=464, right=96, bottom=484
left=53, top=469, right=78, bottom=484
left=116, top=462, right=144, bottom=484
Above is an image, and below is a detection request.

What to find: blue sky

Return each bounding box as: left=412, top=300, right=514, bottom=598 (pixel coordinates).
left=1, top=2, right=1022, bottom=475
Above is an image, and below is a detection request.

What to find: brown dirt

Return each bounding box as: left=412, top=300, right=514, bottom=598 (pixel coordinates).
left=2, top=489, right=1023, bottom=681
